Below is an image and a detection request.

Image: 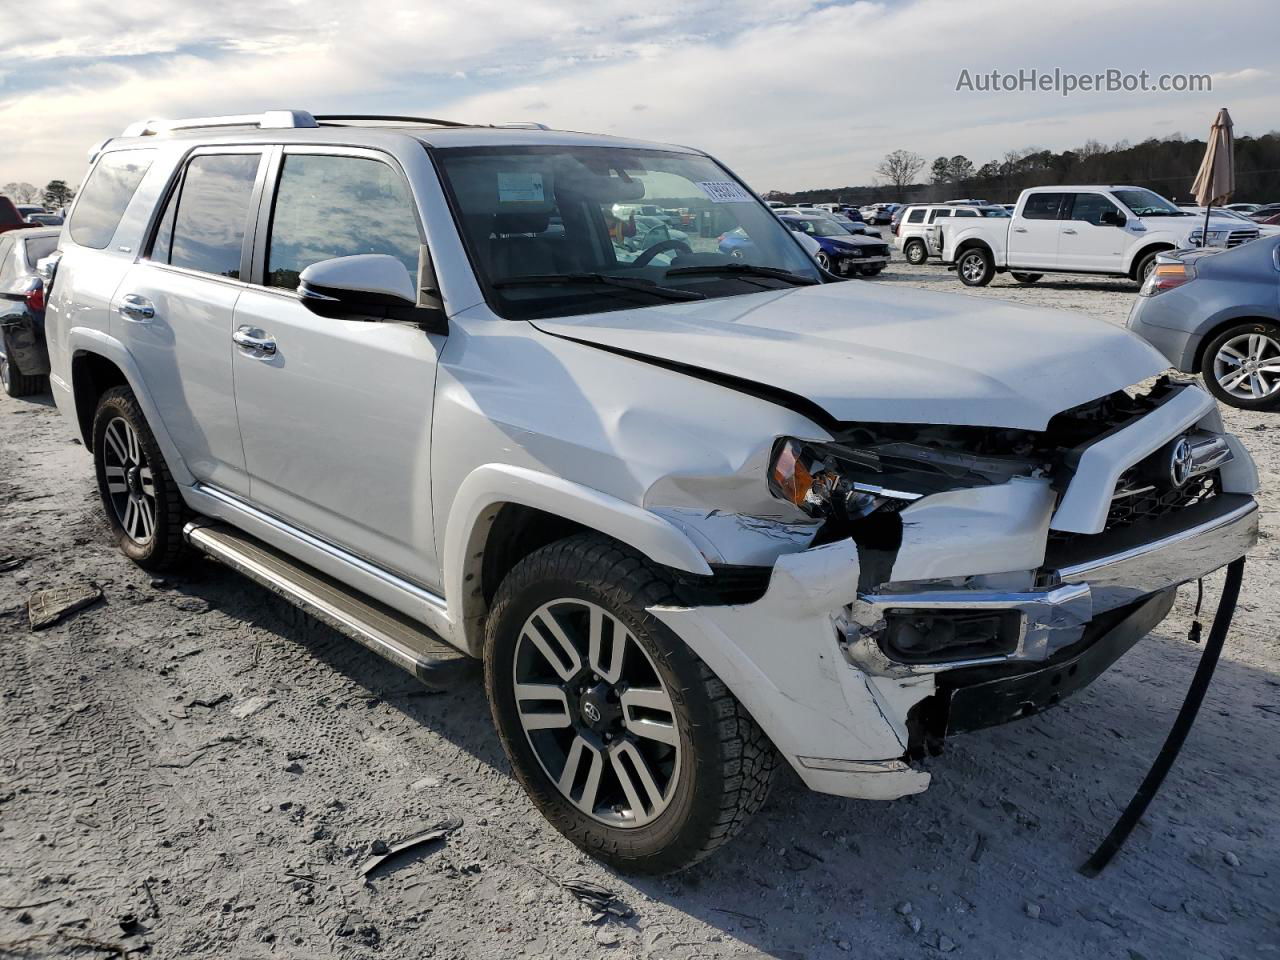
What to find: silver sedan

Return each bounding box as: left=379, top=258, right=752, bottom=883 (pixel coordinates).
left=1126, top=235, right=1280, bottom=410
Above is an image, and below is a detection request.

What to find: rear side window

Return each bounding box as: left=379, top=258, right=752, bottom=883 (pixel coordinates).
left=154, top=154, right=261, bottom=279
left=954, top=208, right=978, bottom=217
left=906, top=209, right=926, bottom=224
left=23, top=236, right=58, bottom=267
left=927, top=209, right=952, bottom=223
left=265, top=154, right=420, bottom=289
left=1021, top=193, right=1065, bottom=220
left=69, top=150, right=155, bottom=249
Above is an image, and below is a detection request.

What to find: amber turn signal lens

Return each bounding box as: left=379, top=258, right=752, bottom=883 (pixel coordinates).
left=772, top=441, right=814, bottom=505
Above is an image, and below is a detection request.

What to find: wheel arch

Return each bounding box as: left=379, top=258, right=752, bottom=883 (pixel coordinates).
left=443, top=464, right=714, bottom=656
left=1128, top=242, right=1176, bottom=280
left=953, top=238, right=993, bottom=260
left=65, top=329, right=194, bottom=486
left=1191, top=314, right=1280, bottom=372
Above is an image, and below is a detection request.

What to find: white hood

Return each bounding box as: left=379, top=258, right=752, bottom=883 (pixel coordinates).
left=531, top=282, right=1167, bottom=431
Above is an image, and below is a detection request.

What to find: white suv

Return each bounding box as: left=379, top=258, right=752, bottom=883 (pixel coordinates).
left=43, top=111, right=1259, bottom=873
left=896, top=203, right=1009, bottom=264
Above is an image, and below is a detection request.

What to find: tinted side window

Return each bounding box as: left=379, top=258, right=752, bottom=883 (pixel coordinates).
left=906, top=209, right=926, bottom=224
left=68, top=150, right=155, bottom=249
left=266, top=154, right=420, bottom=289
left=955, top=208, right=978, bottom=217
left=24, top=236, right=58, bottom=268
left=167, top=154, right=260, bottom=279
left=1021, top=193, right=1065, bottom=220
left=927, top=209, right=952, bottom=223
left=1066, top=193, right=1121, bottom=226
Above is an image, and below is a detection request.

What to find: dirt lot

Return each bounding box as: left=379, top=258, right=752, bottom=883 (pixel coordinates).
left=1, top=261, right=1277, bottom=959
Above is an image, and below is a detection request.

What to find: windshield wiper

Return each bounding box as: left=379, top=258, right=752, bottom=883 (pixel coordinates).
left=665, top=263, right=819, bottom=285
left=491, top=273, right=705, bottom=301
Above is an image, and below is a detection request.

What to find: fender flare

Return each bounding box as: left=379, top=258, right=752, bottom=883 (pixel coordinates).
left=64, top=327, right=195, bottom=487
left=442, top=463, right=713, bottom=654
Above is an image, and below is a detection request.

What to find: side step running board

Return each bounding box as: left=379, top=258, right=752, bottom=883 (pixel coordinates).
left=184, top=520, right=473, bottom=684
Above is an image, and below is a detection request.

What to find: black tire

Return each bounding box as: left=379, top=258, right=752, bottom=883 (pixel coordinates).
left=956, top=247, right=995, bottom=287
left=484, top=533, right=777, bottom=874
left=1010, top=272, right=1043, bottom=284
left=0, top=337, right=45, bottom=398
left=903, top=239, right=927, bottom=265
left=1199, top=320, right=1280, bottom=410
left=92, top=386, right=190, bottom=570
left=1134, top=250, right=1163, bottom=285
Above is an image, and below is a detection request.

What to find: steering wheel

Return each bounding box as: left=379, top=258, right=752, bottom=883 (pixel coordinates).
left=633, top=238, right=693, bottom=267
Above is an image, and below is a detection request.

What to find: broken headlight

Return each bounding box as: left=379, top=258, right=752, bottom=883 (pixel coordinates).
left=768, top=437, right=925, bottom=521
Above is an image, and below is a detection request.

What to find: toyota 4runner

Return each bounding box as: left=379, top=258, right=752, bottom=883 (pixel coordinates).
left=42, top=111, right=1259, bottom=873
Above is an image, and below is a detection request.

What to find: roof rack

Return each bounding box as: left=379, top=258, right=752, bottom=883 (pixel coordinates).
left=122, top=110, right=318, bottom=137
left=314, top=114, right=471, bottom=128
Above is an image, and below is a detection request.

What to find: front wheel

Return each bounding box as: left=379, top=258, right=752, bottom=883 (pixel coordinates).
left=484, top=534, right=777, bottom=874
left=1010, top=272, right=1043, bottom=284
left=957, top=248, right=994, bottom=286
left=1199, top=321, right=1280, bottom=410
left=815, top=251, right=832, bottom=272
left=903, top=239, right=927, bottom=265
left=92, top=386, right=190, bottom=570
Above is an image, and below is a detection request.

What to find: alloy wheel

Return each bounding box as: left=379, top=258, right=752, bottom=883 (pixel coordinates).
left=815, top=252, right=831, bottom=271
left=101, top=416, right=158, bottom=544
left=1214, top=332, right=1280, bottom=401
left=512, top=599, right=681, bottom=828
left=960, top=252, right=986, bottom=282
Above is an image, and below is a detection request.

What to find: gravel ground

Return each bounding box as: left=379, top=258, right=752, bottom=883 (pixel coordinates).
left=1, top=258, right=1277, bottom=959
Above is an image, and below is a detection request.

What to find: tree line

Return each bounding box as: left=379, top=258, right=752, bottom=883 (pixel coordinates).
left=3, top=180, right=77, bottom=210
left=768, top=132, right=1280, bottom=206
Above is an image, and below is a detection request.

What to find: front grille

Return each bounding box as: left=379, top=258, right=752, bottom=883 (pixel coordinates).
left=1226, top=229, right=1259, bottom=248
left=1104, top=469, right=1220, bottom=531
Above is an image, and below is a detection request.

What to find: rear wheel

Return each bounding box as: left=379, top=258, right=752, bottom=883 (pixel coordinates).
left=957, top=247, right=994, bottom=287
left=92, top=386, right=190, bottom=570
left=1199, top=321, right=1280, bottom=410
left=903, top=239, right=927, bottom=265
left=485, top=534, right=777, bottom=874
left=1011, top=272, right=1043, bottom=284
left=1134, top=250, right=1163, bottom=285
left=0, top=337, right=45, bottom=397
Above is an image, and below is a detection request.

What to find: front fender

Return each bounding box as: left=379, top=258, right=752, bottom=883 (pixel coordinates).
left=63, top=326, right=195, bottom=487
left=443, top=463, right=714, bottom=654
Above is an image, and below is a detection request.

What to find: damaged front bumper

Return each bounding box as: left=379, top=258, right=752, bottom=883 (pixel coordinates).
left=649, top=493, right=1258, bottom=803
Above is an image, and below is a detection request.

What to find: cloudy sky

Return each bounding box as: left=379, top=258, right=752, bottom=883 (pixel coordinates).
left=1, top=0, right=1275, bottom=192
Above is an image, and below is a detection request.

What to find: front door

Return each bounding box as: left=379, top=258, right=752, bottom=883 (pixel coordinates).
left=1056, top=192, right=1129, bottom=272
left=231, top=148, right=446, bottom=588
left=112, top=150, right=265, bottom=496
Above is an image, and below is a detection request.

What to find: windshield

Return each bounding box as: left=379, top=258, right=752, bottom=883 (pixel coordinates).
left=1113, top=189, right=1186, bottom=217
left=785, top=216, right=846, bottom=237
left=434, top=145, right=821, bottom=320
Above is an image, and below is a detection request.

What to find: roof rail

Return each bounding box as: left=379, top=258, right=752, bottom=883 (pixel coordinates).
left=313, top=114, right=471, bottom=128
left=121, top=110, right=318, bottom=137
left=494, top=121, right=550, bottom=130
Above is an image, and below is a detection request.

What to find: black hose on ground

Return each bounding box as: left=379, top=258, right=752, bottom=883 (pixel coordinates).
left=1080, top=557, right=1245, bottom=877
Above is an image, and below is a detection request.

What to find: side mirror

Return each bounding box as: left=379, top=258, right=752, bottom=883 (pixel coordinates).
left=1100, top=210, right=1126, bottom=227
left=298, top=254, right=447, bottom=334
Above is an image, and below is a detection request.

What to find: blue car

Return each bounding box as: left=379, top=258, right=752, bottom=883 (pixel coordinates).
left=780, top=214, right=891, bottom=277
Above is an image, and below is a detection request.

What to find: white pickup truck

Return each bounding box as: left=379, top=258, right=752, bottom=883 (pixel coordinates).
left=935, top=185, right=1260, bottom=287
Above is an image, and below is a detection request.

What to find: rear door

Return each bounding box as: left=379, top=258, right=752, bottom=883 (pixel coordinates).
left=1057, top=192, right=1129, bottom=272
left=924, top=207, right=951, bottom=256
left=1009, top=192, right=1065, bottom=268
left=112, top=149, right=266, bottom=495
left=231, top=146, right=446, bottom=588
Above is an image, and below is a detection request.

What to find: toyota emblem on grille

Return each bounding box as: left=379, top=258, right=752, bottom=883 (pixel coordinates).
left=1169, top=436, right=1194, bottom=489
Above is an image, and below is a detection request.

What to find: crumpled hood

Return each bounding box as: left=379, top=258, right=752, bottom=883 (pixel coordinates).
left=530, top=281, right=1168, bottom=431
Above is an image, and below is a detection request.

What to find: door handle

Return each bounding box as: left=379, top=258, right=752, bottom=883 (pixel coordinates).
left=118, top=294, right=155, bottom=323
left=233, top=326, right=277, bottom=356
left=1013, top=227, right=1028, bottom=233
left=1062, top=228, right=1078, bottom=235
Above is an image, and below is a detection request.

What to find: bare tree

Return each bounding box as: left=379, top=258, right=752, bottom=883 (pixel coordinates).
left=875, top=150, right=925, bottom=194
left=2, top=181, right=40, bottom=204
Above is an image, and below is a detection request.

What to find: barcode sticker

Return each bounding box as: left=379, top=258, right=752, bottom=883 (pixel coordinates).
left=697, top=180, right=753, bottom=203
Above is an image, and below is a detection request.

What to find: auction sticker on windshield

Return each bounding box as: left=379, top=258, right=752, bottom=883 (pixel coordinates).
left=498, top=172, right=545, bottom=203
left=697, top=180, right=753, bottom=203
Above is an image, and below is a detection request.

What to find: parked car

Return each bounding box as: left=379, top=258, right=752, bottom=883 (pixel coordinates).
left=612, top=203, right=678, bottom=227
left=895, top=203, right=1008, bottom=265
left=0, top=198, right=30, bottom=236
left=0, top=227, right=59, bottom=396
left=1127, top=236, right=1280, bottom=409
left=619, top=215, right=690, bottom=254
left=1225, top=203, right=1261, bottom=214
left=827, top=212, right=882, bottom=239
left=943, top=198, right=990, bottom=206
left=26, top=213, right=64, bottom=226
left=1249, top=204, right=1280, bottom=222
left=936, top=185, right=1260, bottom=287
left=46, top=111, right=1258, bottom=874
left=860, top=203, right=895, bottom=224
left=16, top=203, right=49, bottom=223
left=778, top=214, right=890, bottom=275
left=1183, top=207, right=1280, bottom=239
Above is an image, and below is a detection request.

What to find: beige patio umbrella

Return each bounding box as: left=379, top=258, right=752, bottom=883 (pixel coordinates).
left=1190, top=108, right=1234, bottom=246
